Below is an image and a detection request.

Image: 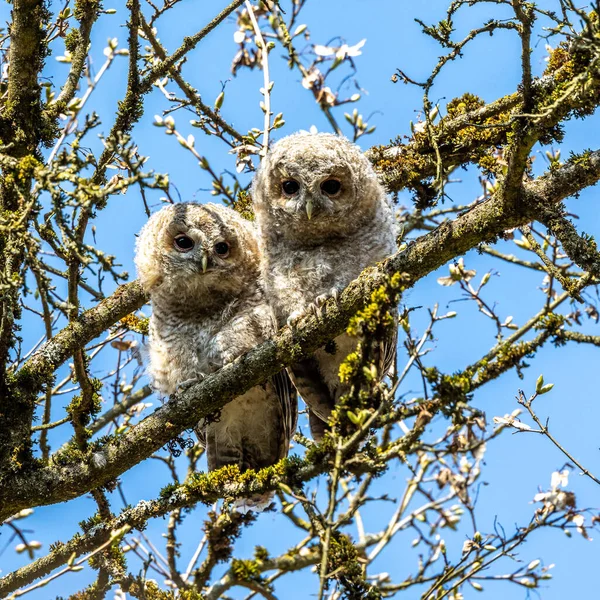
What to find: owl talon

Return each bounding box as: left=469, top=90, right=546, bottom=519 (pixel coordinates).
left=308, top=302, right=322, bottom=318
left=233, top=492, right=275, bottom=514
left=288, top=303, right=322, bottom=326
left=176, top=375, right=205, bottom=393
left=287, top=309, right=305, bottom=328
left=312, top=288, right=340, bottom=312
left=315, top=294, right=328, bottom=307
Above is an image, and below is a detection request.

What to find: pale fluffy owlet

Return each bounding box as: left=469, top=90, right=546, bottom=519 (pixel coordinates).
left=252, top=133, right=398, bottom=440
left=135, top=202, right=297, bottom=506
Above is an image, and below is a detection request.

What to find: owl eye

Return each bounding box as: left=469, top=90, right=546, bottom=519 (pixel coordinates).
left=174, top=234, right=194, bottom=252
left=214, top=241, right=230, bottom=257
left=281, top=179, right=300, bottom=197
left=320, top=178, right=341, bottom=196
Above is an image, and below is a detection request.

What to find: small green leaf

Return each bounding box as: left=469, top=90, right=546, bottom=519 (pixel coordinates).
left=346, top=410, right=360, bottom=425
left=278, top=483, right=293, bottom=495
left=535, top=374, right=544, bottom=393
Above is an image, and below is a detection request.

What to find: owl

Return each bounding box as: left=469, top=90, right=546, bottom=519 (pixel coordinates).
left=252, top=133, right=398, bottom=440
left=135, top=202, right=297, bottom=510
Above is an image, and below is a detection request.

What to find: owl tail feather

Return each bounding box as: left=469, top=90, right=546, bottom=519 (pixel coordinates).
left=233, top=491, right=275, bottom=514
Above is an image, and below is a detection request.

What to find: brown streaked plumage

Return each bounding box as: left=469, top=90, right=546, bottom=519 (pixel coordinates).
left=135, top=202, right=297, bottom=508
left=252, top=133, right=398, bottom=440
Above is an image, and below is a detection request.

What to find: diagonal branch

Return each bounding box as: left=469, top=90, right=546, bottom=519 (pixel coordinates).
left=369, top=52, right=600, bottom=195
left=537, top=203, right=600, bottom=276
left=138, top=0, right=245, bottom=95
left=2, top=150, right=600, bottom=522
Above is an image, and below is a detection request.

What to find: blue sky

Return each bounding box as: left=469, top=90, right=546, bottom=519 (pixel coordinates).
left=1, top=0, right=599, bottom=598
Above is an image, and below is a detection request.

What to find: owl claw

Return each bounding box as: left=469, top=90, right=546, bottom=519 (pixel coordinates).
left=287, top=309, right=305, bottom=328
left=308, top=302, right=322, bottom=318
left=315, top=294, right=328, bottom=307
left=287, top=302, right=322, bottom=326
left=314, top=288, right=340, bottom=309
left=233, top=492, right=275, bottom=514
left=287, top=296, right=333, bottom=327
left=176, top=375, right=205, bottom=393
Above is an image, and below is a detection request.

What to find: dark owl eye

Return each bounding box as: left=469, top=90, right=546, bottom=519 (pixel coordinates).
left=174, top=235, right=194, bottom=252
left=214, top=241, right=230, bottom=257
left=320, top=179, right=341, bottom=196
left=281, top=179, right=300, bottom=196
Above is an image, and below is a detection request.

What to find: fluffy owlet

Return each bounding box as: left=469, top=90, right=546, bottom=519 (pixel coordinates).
left=135, top=202, right=297, bottom=508
left=252, top=133, right=398, bottom=440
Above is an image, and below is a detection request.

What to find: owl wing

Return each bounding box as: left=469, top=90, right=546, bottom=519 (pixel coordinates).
left=195, top=371, right=297, bottom=471
left=288, top=359, right=335, bottom=421
left=271, top=368, right=298, bottom=460
left=194, top=423, right=206, bottom=450
left=291, top=321, right=398, bottom=442
left=377, top=318, right=398, bottom=380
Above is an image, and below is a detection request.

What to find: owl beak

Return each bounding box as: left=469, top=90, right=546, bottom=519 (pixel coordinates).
left=201, top=252, right=208, bottom=273
left=305, top=198, right=313, bottom=220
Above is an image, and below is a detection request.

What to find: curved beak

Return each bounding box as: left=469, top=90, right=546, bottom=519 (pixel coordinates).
left=305, top=198, right=313, bottom=220
left=201, top=252, right=208, bottom=273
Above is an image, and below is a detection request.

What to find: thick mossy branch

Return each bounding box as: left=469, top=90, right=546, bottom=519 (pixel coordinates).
left=3, top=0, right=50, bottom=156
left=0, top=0, right=50, bottom=477
left=2, top=151, right=599, bottom=522
left=538, top=201, right=600, bottom=275
left=369, top=36, right=600, bottom=198
left=366, top=92, right=519, bottom=196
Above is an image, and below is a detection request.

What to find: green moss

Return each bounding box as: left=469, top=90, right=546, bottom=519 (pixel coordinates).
left=0, top=371, right=45, bottom=472
left=326, top=272, right=407, bottom=441
left=64, top=28, right=80, bottom=54
left=474, top=337, right=547, bottom=384
left=231, top=558, right=265, bottom=583
left=66, top=375, right=103, bottom=436
left=124, top=578, right=182, bottom=599
left=539, top=29, right=600, bottom=123
left=370, top=92, right=514, bottom=199
left=119, top=313, right=149, bottom=335
left=568, top=148, right=595, bottom=170
left=231, top=189, right=255, bottom=221
left=535, top=312, right=566, bottom=333
left=79, top=512, right=103, bottom=533
left=74, top=0, right=100, bottom=21
left=424, top=367, right=473, bottom=423
left=254, top=545, right=269, bottom=561
left=17, top=155, right=42, bottom=180
left=160, top=455, right=305, bottom=506
left=327, top=533, right=381, bottom=599
left=446, top=92, right=485, bottom=117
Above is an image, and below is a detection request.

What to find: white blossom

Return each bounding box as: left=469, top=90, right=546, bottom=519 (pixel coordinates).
left=314, top=38, right=366, bottom=61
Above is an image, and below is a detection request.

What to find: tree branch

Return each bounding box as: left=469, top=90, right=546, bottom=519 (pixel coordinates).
left=537, top=202, right=600, bottom=276
left=45, top=0, right=101, bottom=119
left=16, top=281, right=146, bottom=392
left=0, top=0, right=48, bottom=473
left=2, top=150, right=599, bottom=522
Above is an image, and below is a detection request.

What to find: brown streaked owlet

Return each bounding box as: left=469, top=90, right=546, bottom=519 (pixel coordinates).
left=135, top=202, right=297, bottom=510
left=252, top=133, right=398, bottom=440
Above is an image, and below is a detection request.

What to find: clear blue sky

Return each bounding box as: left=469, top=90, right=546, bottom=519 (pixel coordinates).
left=1, top=0, right=599, bottom=598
